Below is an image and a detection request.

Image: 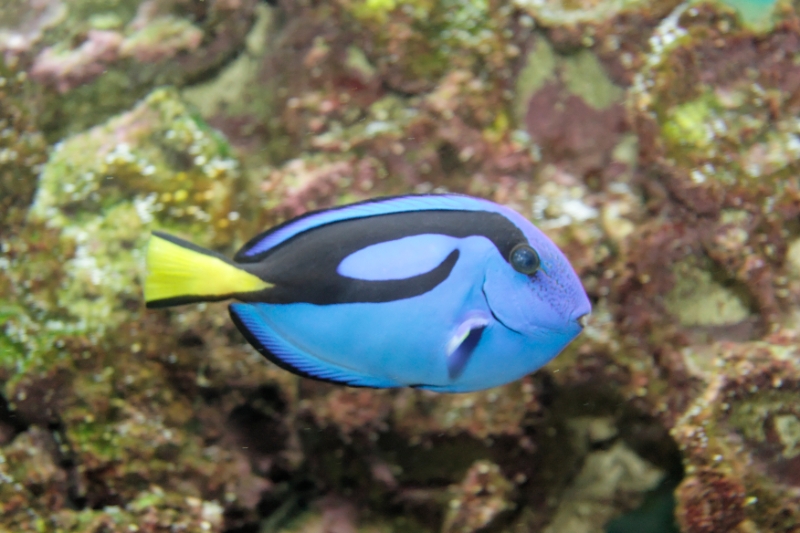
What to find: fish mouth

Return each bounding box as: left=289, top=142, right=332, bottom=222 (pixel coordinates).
left=482, top=279, right=587, bottom=336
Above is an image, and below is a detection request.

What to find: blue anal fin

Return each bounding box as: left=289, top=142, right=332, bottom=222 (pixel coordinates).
left=229, top=303, right=399, bottom=388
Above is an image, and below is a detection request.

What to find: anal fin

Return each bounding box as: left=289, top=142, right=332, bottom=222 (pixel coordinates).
left=229, top=303, right=399, bottom=388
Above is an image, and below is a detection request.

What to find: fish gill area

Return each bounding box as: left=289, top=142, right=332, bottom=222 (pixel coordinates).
left=1, top=0, right=799, bottom=532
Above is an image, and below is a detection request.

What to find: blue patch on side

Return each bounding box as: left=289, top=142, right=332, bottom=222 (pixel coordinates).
left=229, top=303, right=399, bottom=388
left=337, top=234, right=460, bottom=281
left=237, top=194, right=513, bottom=258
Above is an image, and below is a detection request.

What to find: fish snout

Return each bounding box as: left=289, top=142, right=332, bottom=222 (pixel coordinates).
left=569, top=296, right=592, bottom=329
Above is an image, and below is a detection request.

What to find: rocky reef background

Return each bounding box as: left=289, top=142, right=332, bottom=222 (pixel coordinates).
left=1, top=0, right=799, bottom=531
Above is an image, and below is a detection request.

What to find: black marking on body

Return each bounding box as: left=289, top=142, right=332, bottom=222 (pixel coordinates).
left=237, top=210, right=527, bottom=305
left=146, top=294, right=231, bottom=309
left=153, top=231, right=227, bottom=260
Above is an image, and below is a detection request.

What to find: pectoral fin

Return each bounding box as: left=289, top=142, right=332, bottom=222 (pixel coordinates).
left=446, top=315, right=489, bottom=379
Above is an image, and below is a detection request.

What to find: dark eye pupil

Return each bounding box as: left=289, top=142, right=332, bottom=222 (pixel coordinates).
left=510, top=244, right=540, bottom=275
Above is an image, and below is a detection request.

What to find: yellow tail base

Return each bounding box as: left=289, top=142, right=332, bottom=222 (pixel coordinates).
left=144, top=232, right=271, bottom=307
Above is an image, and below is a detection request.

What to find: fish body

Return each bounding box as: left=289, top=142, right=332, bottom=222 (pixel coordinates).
left=145, top=194, right=590, bottom=392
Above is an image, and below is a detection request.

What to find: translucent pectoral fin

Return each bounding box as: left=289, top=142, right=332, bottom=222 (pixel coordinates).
left=229, top=303, right=400, bottom=388
left=446, top=315, right=489, bottom=379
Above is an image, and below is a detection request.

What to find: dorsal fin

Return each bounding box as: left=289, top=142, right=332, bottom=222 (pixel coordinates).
left=234, top=194, right=517, bottom=262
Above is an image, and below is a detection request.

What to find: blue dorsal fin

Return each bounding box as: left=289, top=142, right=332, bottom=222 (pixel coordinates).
left=229, top=303, right=399, bottom=388
left=235, top=194, right=511, bottom=261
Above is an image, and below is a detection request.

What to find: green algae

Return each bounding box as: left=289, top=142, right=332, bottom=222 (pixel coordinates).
left=356, top=95, right=419, bottom=141
left=664, top=259, right=753, bottom=328
left=0, top=331, right=24, bottom=372
left=0, top=304, right=23, bottom=325
left=182, top=3, right=274, bottom=121
left=773, top=414, right=800, bottom=459
left=87, top=12, right=125, bottom=31
left=343, top=0, right=503, bottom=87
left=67, top=0, right=140, bottom=29
left=345, top=45, right=378, bottom=79
left=514, top=39, right=557, bottom=122
left=786, top=238, right=800, bottom=278
left=514, top=39, right=623, bottom=129
left=26, top=0, right=257, bottom=142
left=0, top=87, right=246, bottom=417
left=350, top=0, right=413, bottom=22
left=31, top=90, right=244, bottom=338
left=120, top=16, right=203, bottom=58
left=644, top=26, right=800, bottom=191
left=0, top=60, right=48, bottom=232
left=33, top=87, right=243, bottom=244
left=562, top=50, right=624, bottom=110
left=4, top=1, right=800, bottom=532
left=717, top=0, right=781, bottom=28
left=346, top=0, right=445, bottom=81
left=728, top=390, right=800, bottom=454
left=512, top=0, right=654, bottom=26
left=661, top=96, right=716, bottom=149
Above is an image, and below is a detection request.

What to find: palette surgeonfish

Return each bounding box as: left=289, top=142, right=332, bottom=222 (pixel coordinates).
left=144, top=194, right=591, bottom=392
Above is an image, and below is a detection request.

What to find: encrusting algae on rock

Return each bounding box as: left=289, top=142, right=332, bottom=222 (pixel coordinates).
left=0, top=60, right=48, bottom=234
left=0, top=87, right=271, bottom=531
left=28, top=87, right=244, bottom=335
left=0, top=0, right=260, bottom=141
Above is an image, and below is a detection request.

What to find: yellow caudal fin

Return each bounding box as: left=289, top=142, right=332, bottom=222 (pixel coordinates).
left=144, top=232, right=271, bottom=308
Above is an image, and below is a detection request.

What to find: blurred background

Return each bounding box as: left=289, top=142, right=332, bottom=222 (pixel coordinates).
left=1, top=0, right=799, bottom=531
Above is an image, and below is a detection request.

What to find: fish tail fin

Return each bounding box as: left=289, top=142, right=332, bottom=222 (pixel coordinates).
left=144, top=231, right=271, bottom=309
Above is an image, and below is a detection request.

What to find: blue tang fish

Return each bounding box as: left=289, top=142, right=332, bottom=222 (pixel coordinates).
left=144, top=194, right=590, bottom=392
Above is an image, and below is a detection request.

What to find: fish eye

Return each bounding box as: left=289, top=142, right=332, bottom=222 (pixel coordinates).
left=509, top=244, right=540, bottom=275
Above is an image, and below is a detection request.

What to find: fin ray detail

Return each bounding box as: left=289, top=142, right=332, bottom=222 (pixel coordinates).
left=145, top=232, right=271, bottom=308
left=229, top=303, right=399, bottom=388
